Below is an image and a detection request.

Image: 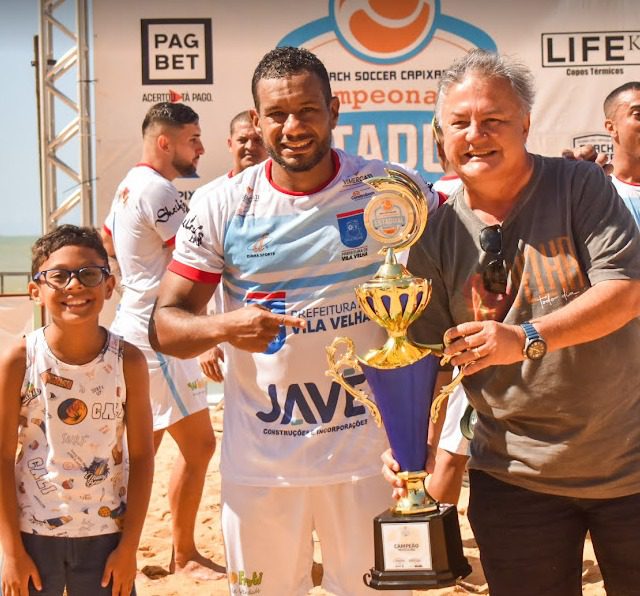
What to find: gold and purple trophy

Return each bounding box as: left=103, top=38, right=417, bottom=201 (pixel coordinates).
left=326, top=170, right=470, bottom=590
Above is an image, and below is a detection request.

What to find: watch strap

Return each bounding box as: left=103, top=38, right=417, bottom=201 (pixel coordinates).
left=520, top=321, right=540, bottom=342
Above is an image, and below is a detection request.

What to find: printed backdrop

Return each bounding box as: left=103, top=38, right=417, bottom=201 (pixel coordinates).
left=93, top=0, right=640, bottom=223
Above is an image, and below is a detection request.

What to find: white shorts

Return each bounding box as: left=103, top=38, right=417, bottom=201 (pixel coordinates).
left=142, top=345, right=208, bottom=431
left=111, top=312, right=208, bottom=431
left=221, top=475, right=411, bottom=596
left=437, top=383, right=470, bottom=456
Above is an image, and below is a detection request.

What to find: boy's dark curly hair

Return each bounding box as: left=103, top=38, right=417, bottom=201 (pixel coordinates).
left=31, top=224, right=108, bottom=277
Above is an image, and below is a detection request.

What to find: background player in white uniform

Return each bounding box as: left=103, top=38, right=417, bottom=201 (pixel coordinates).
left=150, top=47, right=438, bottom=596
left=604, top=82, right=640, bottom=228
left=102, top=103, right=224, bottom=581
left=191, top=109, right=268, bottom=382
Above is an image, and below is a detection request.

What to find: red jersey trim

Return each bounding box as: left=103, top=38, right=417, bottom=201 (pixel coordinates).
left=135, top=162, right=163, bottom=175
left=437, top=191, right=448, bottom=206
left=265, top=150, right=340, bottom=196
left=246, top=290, right=287, bottom=300
left=337, top=208, right=364, bottom=218
left=614, top=175, right=640, bottom=187
left=102, top=223, right=112, bottom=236
left=164, top=236, right=176, bottom=248
left=167, top=260, right=221, bottom=284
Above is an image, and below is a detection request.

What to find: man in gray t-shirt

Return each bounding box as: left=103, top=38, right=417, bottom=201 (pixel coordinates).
left=387, top=49, right=640, bottom=596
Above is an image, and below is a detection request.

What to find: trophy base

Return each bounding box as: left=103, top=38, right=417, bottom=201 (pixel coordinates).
left=364, top=504, right=471, bottom=590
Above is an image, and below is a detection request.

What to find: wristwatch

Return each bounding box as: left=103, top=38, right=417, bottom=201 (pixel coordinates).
left=520, top=321, right=547, bottom=360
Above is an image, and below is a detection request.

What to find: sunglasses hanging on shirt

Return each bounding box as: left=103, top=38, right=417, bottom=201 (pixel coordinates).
left=479, top=225, right=508, bottom=294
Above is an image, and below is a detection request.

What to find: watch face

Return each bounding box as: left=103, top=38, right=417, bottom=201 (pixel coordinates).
left=460, top=404, right=477, bottom=440
left=526, top=339, right=547, bottom=360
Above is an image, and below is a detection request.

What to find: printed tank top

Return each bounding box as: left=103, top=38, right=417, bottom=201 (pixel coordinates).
left=17, top=327, right=128, bottom=536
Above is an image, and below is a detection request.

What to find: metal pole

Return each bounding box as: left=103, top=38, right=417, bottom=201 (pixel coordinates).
left=37, top=0, right=94, bottom=233
left=77, top=0, right=93, bottom=226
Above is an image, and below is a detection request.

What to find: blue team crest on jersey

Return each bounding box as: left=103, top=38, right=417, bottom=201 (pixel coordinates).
left=246, top=291, right=287, bottom=355
left=337, top=209, right=366, bottom=248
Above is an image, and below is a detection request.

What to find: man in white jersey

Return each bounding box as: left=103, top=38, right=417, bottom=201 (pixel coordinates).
left=604, top=82, right=640, bottom=227
left=150, top=47, right=438, bottom=596
left=102, top=102, right=224, bottom=581
left=191, top=110, right=268, bottom=382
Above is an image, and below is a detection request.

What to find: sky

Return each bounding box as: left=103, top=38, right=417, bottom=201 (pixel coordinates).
left=0, top=1, right=41, bottom=236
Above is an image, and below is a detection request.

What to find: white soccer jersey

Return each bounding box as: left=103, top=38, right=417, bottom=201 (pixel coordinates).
left=17, top=328, right=128, bottom=537
left=170, top=149, right=439, bottom=486
left=611, top=175, right=640, bottom=229
left=189, top=171, right=233, bottom=316
left=190, top=171, right=232, bottom=211
left=103, top=164, right=189, bottom=341
left=103, top=164, right=207, bottom=430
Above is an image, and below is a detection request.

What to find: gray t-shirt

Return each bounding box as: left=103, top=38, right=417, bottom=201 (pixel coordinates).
left=408, top=154, right=640, bottom=499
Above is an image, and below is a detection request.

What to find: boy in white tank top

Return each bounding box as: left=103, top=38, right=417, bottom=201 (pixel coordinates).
left=0, top=225, right=154, bottom=595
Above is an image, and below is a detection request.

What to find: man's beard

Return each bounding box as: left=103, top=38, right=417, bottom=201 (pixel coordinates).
left=173, top=156, right=197, bottom=177
left=266, top=135, right=331, bottom=173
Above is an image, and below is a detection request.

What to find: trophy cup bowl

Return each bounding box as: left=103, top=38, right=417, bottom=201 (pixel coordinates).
left=325, top=169, right=471, bottom=590
left=356, top=263, right=432, bottom=369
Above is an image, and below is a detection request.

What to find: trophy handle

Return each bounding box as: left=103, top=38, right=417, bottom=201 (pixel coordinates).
left=363, top=571, right=373, bottom=587
left=417, top=340, right=468, bottom=424
left=325, top=337, right=382, bottom=427
left=430, top=368, right=466, bottom=424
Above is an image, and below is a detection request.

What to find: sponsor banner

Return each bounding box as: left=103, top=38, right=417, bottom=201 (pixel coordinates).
left=93, top=0, right=640, bottom=226
left=140, top=18, right=213, bottom=85
left=541, top=31, right=640, bottom=68
left=572, top=133, right=614, bottom=162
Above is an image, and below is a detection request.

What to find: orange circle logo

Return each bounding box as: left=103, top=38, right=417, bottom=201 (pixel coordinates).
left=332, top=0, right=437, bottom=62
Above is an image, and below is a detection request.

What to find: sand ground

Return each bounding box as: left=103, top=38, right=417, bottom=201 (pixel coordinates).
left=135, top=408, right=606, bottom=596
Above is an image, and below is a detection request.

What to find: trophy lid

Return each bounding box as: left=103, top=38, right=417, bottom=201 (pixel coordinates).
left=364, top=168, right=428, bottom=253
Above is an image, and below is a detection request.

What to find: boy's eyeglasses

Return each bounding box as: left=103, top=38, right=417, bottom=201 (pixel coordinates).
left=479, top=225, right=508, bottom=294
left=33, top=266, right=110, bottom=290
